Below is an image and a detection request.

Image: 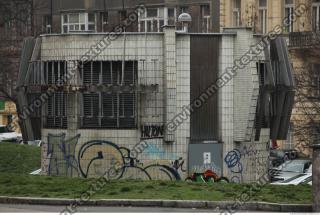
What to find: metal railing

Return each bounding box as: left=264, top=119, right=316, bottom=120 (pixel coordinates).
left=289, top=31, right=320, bottom=47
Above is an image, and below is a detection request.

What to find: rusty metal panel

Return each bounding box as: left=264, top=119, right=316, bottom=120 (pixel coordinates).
left=190, top=35, right=219, bottom=142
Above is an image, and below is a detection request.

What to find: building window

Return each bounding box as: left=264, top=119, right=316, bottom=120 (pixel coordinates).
left=43, top=61, right=68, bottom=85
left=313, top=1, right=320, bottom=32
left=119, top=10, right=127, bottom=23
left=232, top=0, right=241, bottom=27
left=42, top=15, right=52, bottom=33
left=101, top=12, right=108, bottom=32
left=80, top=61, right=137, bottom=128
left=259, top=0, right=267, bottom=34
left=168, top=8, right=176, bottom=25
left=43, top=61, right=68, bottom=128
left=201, top=5, right=211, bottom=33
left=62, top=13, right=96, bottom=33
left=139, top=7, right=176, bottom=32
left=180, top=6, right=188, bottom=13
left=285, top=0, right=294, bottom=33
left=46, top=92, right=68, bottom=128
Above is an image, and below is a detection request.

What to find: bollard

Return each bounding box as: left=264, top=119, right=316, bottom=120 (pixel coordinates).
left=312, top=144, right=320, bottom=212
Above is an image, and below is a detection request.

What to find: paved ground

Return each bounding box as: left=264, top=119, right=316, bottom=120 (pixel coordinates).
left=0, top=203, right=226, bottom=213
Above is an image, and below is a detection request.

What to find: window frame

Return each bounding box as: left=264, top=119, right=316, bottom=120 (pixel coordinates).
left=284, top=1, right=294, bottom=33
left=61, top=12, right=96, bottom=33
left=313, top=2, right=320, bottom=32
left=138, top=7, right=176, bottom=32
left=201, top=5, right=211, bottom=33
left=232, top=0, right=241, bottom=27
left=258, top=0, right=267, bottom=34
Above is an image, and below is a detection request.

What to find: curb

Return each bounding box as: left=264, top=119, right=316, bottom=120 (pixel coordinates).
left=0, top=196, right=312, bottom=212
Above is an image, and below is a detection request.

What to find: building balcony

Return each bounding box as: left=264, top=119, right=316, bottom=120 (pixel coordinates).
left=289, top=31, right=320, bottom=49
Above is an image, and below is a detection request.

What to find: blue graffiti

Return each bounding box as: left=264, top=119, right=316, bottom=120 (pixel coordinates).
left=47, top=133, right=81, bottom=177
left=224, top=149, right=243, bottom=174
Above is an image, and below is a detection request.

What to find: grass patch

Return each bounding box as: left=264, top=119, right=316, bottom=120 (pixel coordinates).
left=0, top=173, right=311, bottom=204
left=0, top=142, right=40, bottom=174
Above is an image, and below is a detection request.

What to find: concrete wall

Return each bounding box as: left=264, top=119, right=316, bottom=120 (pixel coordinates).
left=220, top=28, right=270, bottom=183
left=40, top=30, right=190, bottom=180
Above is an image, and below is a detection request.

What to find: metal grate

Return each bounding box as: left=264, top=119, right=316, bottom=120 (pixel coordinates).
left=46, top=92, right=67, bottom=128
left=44, top=61, right=68, bottom=85
left=81, top=61, right=137, bottom=128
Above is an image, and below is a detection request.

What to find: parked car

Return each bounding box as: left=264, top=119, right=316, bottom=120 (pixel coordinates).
left=271, top=173, right=312, bottom=185
left=270, top=159, right=312, bottom=182
left=0, top=125, right=22, bottom=143
left=270, top=149, right=287, bottom=167
left=269, top=149, right=298, bottom=168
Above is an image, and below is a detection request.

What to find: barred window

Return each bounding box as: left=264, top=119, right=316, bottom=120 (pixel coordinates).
left=46, top=92, right=68, bottom=128
left=81, top=61, right=137, bottom=128
left=44, top=61, right=67, bottom=85
left=43, top=61, right=68, bottom=128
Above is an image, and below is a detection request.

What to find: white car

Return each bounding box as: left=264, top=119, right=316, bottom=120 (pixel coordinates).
left=271, top=173, right=312, bottom=185
left=0, top=125, right=22, bottom=143
left=271, top=159, right=312, bottom=182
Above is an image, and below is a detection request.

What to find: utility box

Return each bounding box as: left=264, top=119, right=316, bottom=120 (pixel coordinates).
left=188, top=143, right=223, bottom=176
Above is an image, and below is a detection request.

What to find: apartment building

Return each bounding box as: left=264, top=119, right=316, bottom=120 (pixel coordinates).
left=220, top=0, right=304, bottom=34
left=289, top=0, right=320, bottom=156
left=32, top=0, right=220, bottom=34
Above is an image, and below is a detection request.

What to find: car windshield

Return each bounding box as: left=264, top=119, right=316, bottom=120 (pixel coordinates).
left=282, top=174, right=306, bottom=183
left=0, top=126, right=13, bottom=133
left=281, top=161, right=306, bottom=172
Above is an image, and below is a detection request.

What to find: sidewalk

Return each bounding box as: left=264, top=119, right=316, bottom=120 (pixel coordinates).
left=0, top=196, right=312, bottom=212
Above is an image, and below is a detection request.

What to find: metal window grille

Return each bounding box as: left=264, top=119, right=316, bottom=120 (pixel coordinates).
left=81, top=61, right=137, bottom=128
left=46, top=92, right=68, bottom=128
left=43, top=61, right=68, bottom=128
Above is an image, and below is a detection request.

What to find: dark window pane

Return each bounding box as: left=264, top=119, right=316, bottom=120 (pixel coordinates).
left=147, top=8, right=157, bottom=17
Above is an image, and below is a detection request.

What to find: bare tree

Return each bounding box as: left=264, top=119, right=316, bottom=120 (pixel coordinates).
left=0, top=0, right=33, bottom=100
left=292, top=64, right=320, bottom=155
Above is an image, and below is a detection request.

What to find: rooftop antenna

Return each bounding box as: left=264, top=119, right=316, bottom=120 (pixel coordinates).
left=178, top=13, right=192, bottom=32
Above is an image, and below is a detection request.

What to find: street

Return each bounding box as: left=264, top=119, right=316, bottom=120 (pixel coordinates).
left=0, top=204, right=224, bottom=213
